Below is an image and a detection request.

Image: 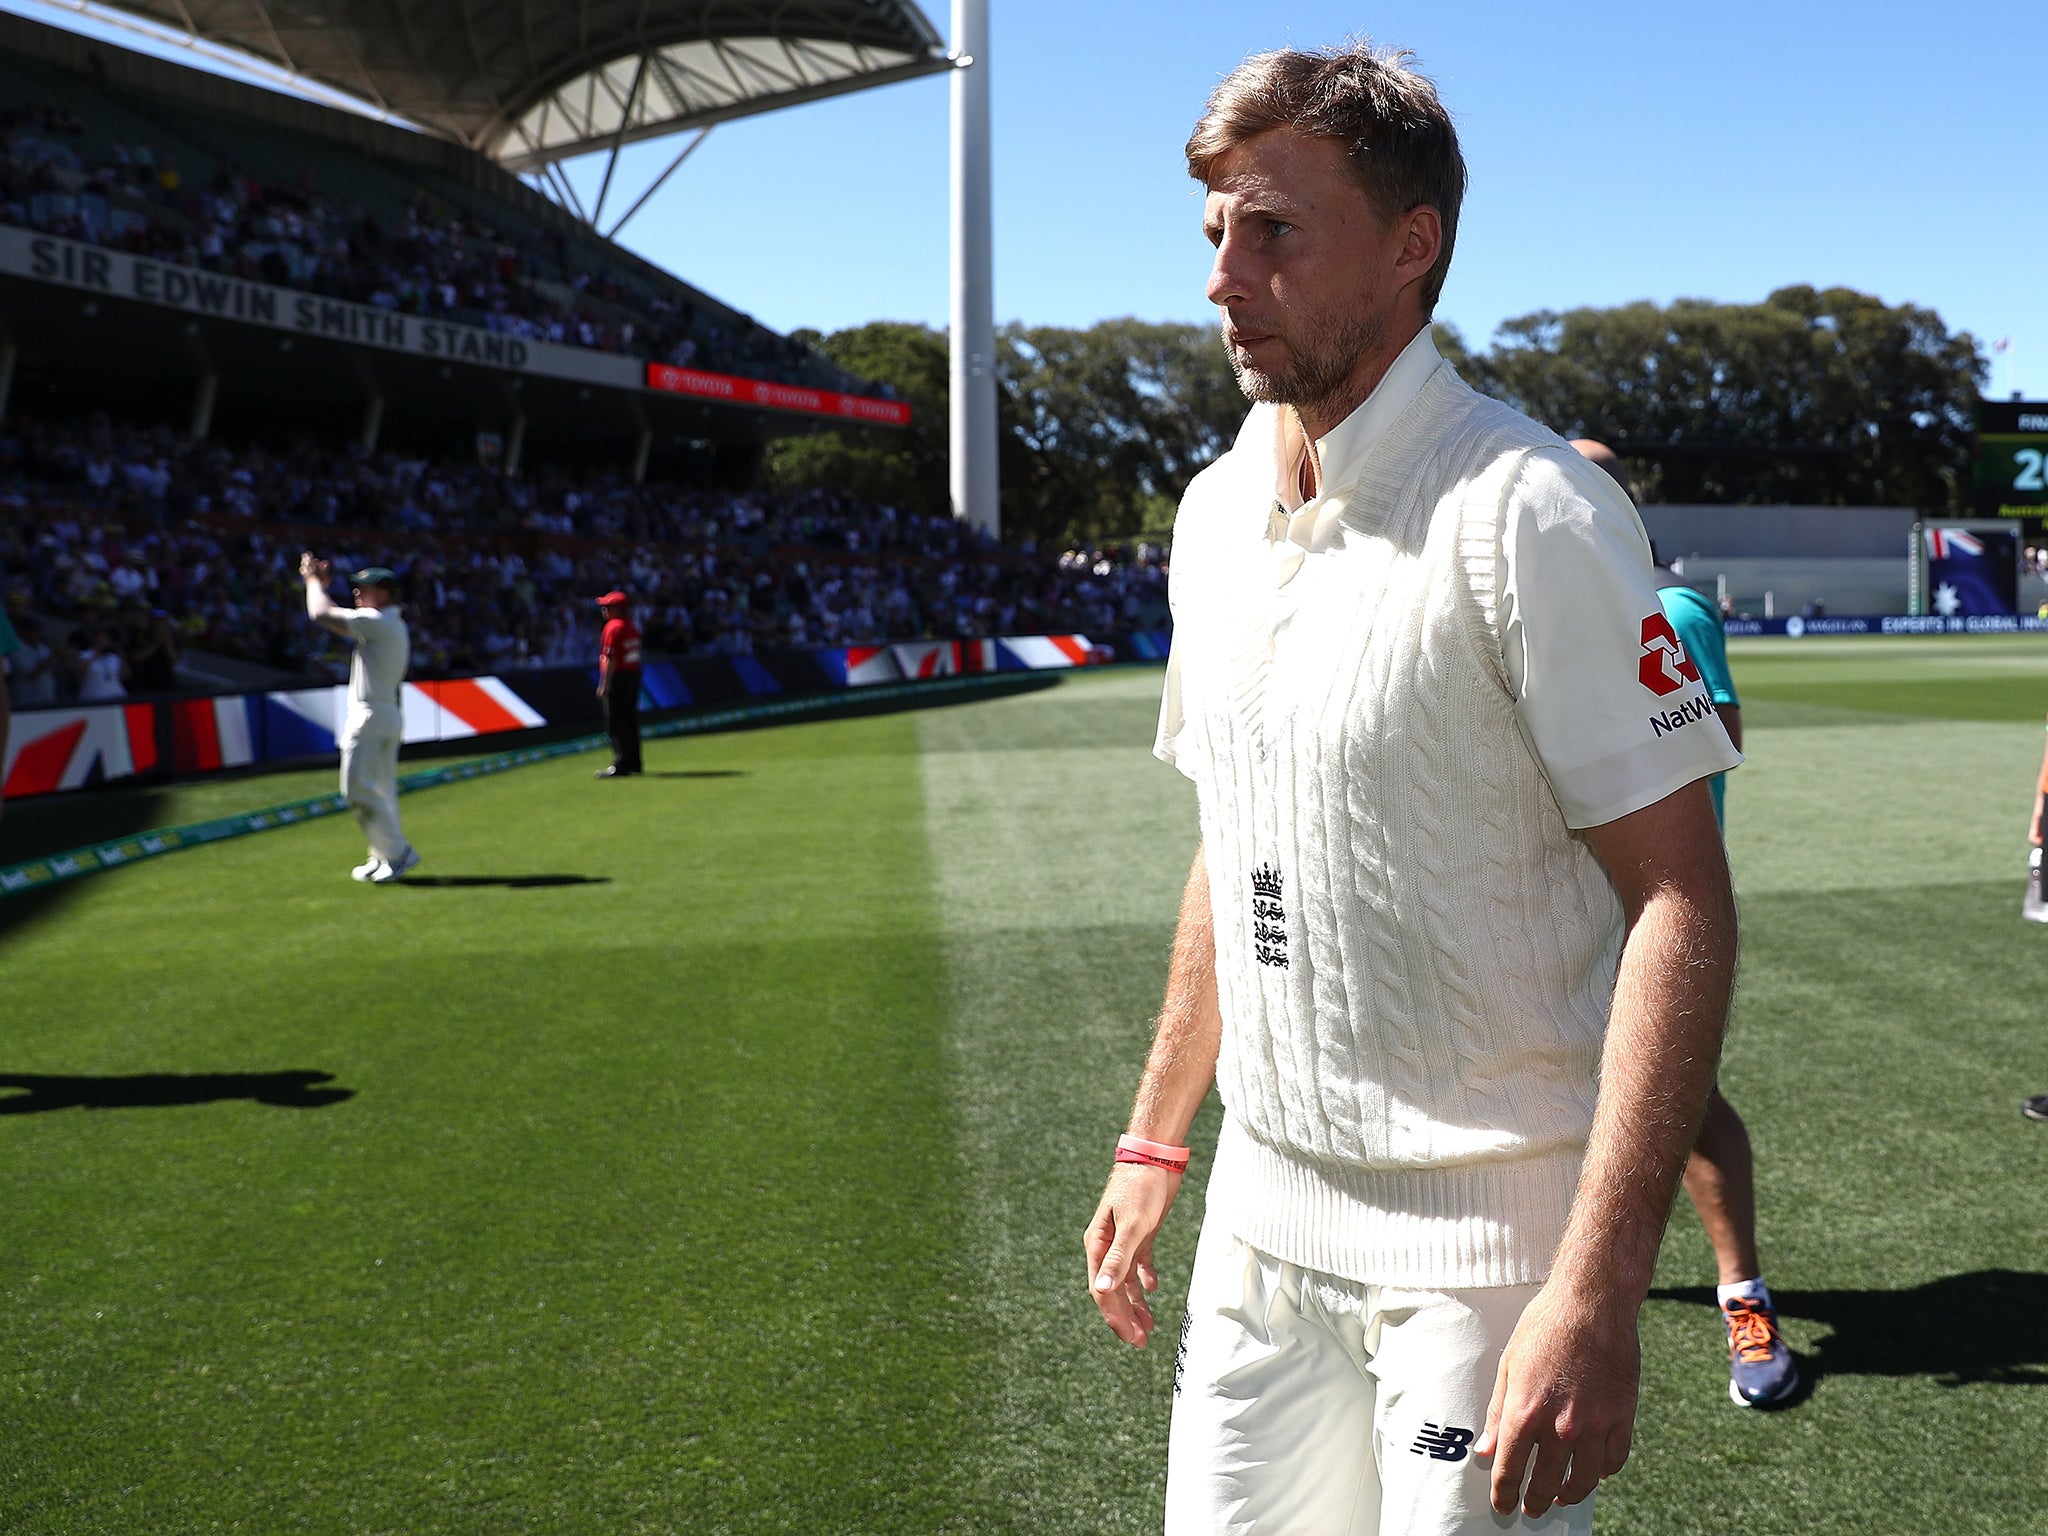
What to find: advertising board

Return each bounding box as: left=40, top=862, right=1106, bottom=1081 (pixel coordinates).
left=1976, top=399, right=2048, bottom=517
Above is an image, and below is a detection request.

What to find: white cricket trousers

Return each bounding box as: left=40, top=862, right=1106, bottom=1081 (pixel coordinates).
left=1166, top=1210, right=1594, bottom=1536
left=340, top=711, right=408, bottom=864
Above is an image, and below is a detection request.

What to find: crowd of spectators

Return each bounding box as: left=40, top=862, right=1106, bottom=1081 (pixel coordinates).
left=0, top=412, right=1171, bottom=699
left=0, top=101, right=856, bottom=389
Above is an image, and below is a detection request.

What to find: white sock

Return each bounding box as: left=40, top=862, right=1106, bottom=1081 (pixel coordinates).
left=1717, top=1277, right=1770, bottom=1307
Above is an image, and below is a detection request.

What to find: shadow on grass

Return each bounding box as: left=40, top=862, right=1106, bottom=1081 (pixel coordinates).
left=396, top=874, right=611, bottom=888
left=0, top=785, right=177, bottom=944
left=0, top=787, right=176, bottom=869
left=639, top=770, right=748, bottom=779
left=1650, top=1270, right=2048, bottom=1389
left=0, top=1070, right=354, bottom=1114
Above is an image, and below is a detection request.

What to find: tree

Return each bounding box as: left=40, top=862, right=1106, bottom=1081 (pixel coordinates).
left=768, top=317, right=1246, bottom=546
left=771, top=290, right=1986, bottom=538
left=997, top=318, right=1242, bottom=547
left=1468, top=288, right=1985, bottom=510
left=765, top=322, right=951, bottom=517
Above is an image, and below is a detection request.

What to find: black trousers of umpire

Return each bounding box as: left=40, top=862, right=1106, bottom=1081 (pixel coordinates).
left=604, top=674, right=642, bottom=773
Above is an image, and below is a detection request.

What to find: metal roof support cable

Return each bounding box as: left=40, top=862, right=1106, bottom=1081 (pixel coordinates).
left=541, top=156, right=592, bottom=223
left=605, top=124, right=711, bottom=241
left=588, top=51, right=649, bottom=231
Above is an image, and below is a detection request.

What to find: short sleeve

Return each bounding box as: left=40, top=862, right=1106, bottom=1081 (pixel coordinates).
left=1152, top=422, right=1266, bottom=784
left=339, top=607, right=382, bottom=641
left=1154, top=641, right=1193, bottom=779
left=1498, top=449, right=1742, bottom=829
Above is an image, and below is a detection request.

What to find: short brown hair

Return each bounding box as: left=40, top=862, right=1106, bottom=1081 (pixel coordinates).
left=1186, top=42, right=1466, bottom=316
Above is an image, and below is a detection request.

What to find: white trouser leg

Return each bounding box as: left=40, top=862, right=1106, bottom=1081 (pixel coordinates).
left=339, top=716, right=407, bottom=864
left=1166, top=1209, right=1379, bottom=1536
left=1166, top=1207, right=1594, bottom=1536
left=1365, top=1284, right=1592, bottom=1536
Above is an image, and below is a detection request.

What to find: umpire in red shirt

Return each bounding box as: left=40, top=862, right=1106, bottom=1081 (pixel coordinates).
left=595, top=590, right=643, bottom=778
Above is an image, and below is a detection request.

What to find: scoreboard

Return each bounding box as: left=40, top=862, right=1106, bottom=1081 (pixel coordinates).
left=1977, top=399, right=2048, bottom=515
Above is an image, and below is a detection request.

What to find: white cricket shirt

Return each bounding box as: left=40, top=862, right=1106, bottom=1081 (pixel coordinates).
left=1159, top=328, right=1739, bottom=828
left=341, top=606, right=409, bottom=721
left=1152, top=337, right=1741, bottom=1287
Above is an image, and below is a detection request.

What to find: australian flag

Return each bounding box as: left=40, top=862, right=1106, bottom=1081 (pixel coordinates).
left=1927, top=527, right=2017, bottom=617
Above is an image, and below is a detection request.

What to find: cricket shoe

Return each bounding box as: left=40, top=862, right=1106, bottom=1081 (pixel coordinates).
left=370, top=847, right=422, bottom=883
left=351, top=858, right=386, bottom=882
left=2022, top=1094, right=2048, bottom=1122
left=1723, top=1294, right=1798, bottom=1407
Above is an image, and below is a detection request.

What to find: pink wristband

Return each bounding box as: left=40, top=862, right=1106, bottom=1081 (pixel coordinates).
left=1119, top=1133, right=1191, bottom=1160
left=1116, top=1133, right=1191, bottom=1173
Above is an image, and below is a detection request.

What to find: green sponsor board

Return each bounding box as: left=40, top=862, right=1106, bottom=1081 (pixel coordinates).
left=1976, top=400, right=2048, bottom=515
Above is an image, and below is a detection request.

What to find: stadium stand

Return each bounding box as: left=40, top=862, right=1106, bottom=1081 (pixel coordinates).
left=0, top=410, right=1170, bottom=695
left=0, top=8, right=915, bottom=482
left=0, top=49, right=851, bottom=387
left=0, top=6, right=1171, bottom=743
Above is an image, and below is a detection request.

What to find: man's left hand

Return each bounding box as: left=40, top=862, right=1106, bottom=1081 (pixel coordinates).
left=1475, top=1276, right=1639, bottom=1517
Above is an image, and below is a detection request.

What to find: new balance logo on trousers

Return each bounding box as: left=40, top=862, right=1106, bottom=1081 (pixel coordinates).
left=1411, top=1422, right=1476, bottom=1462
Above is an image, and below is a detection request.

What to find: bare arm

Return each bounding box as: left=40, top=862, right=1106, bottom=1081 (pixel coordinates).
left=1717, top=703, right=1742, bottom=754
left=1128, top=849, right=1223, bottom=1141
left=1082, top=846, right=1222, bottom=1348
left=2032, top=715, right=2048, bottom=847
left=299, top=553, right=353, bottom=638
left=1478, top=778, right=1737, bottom=1517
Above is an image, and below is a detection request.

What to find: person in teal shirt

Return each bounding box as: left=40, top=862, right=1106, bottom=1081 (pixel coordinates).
left=1573, top=439, right=1796, bottom=1408
left=1656, top=563, right=1740, bottom=825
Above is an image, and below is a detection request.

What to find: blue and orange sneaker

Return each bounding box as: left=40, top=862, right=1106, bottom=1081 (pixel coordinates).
left=1722, top=1293, right=1798, bottom=1407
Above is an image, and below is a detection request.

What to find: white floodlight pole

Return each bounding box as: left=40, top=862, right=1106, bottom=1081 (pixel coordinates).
left=949, top=0, right=1000, bottom=537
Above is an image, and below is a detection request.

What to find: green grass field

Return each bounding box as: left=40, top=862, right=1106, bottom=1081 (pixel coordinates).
left=5, top=636, right=2048, bottom=1534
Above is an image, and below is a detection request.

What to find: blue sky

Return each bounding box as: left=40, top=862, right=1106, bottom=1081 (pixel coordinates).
left=12, top=0, right=2047, bottom=397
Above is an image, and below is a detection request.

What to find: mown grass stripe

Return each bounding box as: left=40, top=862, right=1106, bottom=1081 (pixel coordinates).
left=1, top=708, right=989, bottom=1534
left=919, top=671, right=1203, bottom=1532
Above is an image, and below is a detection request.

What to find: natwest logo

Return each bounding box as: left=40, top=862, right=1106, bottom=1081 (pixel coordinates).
left=1639, top=613, right=1701, bottom=697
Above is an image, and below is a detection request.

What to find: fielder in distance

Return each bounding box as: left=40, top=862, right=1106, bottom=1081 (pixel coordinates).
left=300, top=554, right=421, bottom=884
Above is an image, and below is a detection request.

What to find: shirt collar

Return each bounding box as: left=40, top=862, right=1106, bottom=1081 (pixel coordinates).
left=1270, top=326, right=1444, bottom=559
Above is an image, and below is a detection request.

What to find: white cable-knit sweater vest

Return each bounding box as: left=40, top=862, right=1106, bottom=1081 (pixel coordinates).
left=1167, top=366, right=1623, bottom=1288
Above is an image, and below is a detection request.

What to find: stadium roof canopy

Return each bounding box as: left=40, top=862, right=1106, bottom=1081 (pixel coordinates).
left=79, top=0, right=951, bottom=171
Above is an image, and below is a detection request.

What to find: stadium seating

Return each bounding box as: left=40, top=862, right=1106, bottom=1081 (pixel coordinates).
left=0, top=410, right=1171, bottom=694
left=0, top=30, right=1165, bottom=706
left=0, top=54, right=861, bottom=390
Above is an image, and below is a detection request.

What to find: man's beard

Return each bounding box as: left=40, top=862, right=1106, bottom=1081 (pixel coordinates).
left=1224, top=306, right=1386, bottom=417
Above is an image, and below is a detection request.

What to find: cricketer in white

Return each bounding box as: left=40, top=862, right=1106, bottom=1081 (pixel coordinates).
left=1082, top=45, right=1741, bottom=1536
left=300, top=554, right=420, bottom=883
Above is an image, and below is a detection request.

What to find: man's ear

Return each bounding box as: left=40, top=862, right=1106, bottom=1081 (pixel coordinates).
left=1393, top=204, right=1442, bottom=293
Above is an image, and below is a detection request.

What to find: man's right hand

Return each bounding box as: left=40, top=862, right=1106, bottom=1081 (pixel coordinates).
left=1083, top=1162, right=1183, bottom=1348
